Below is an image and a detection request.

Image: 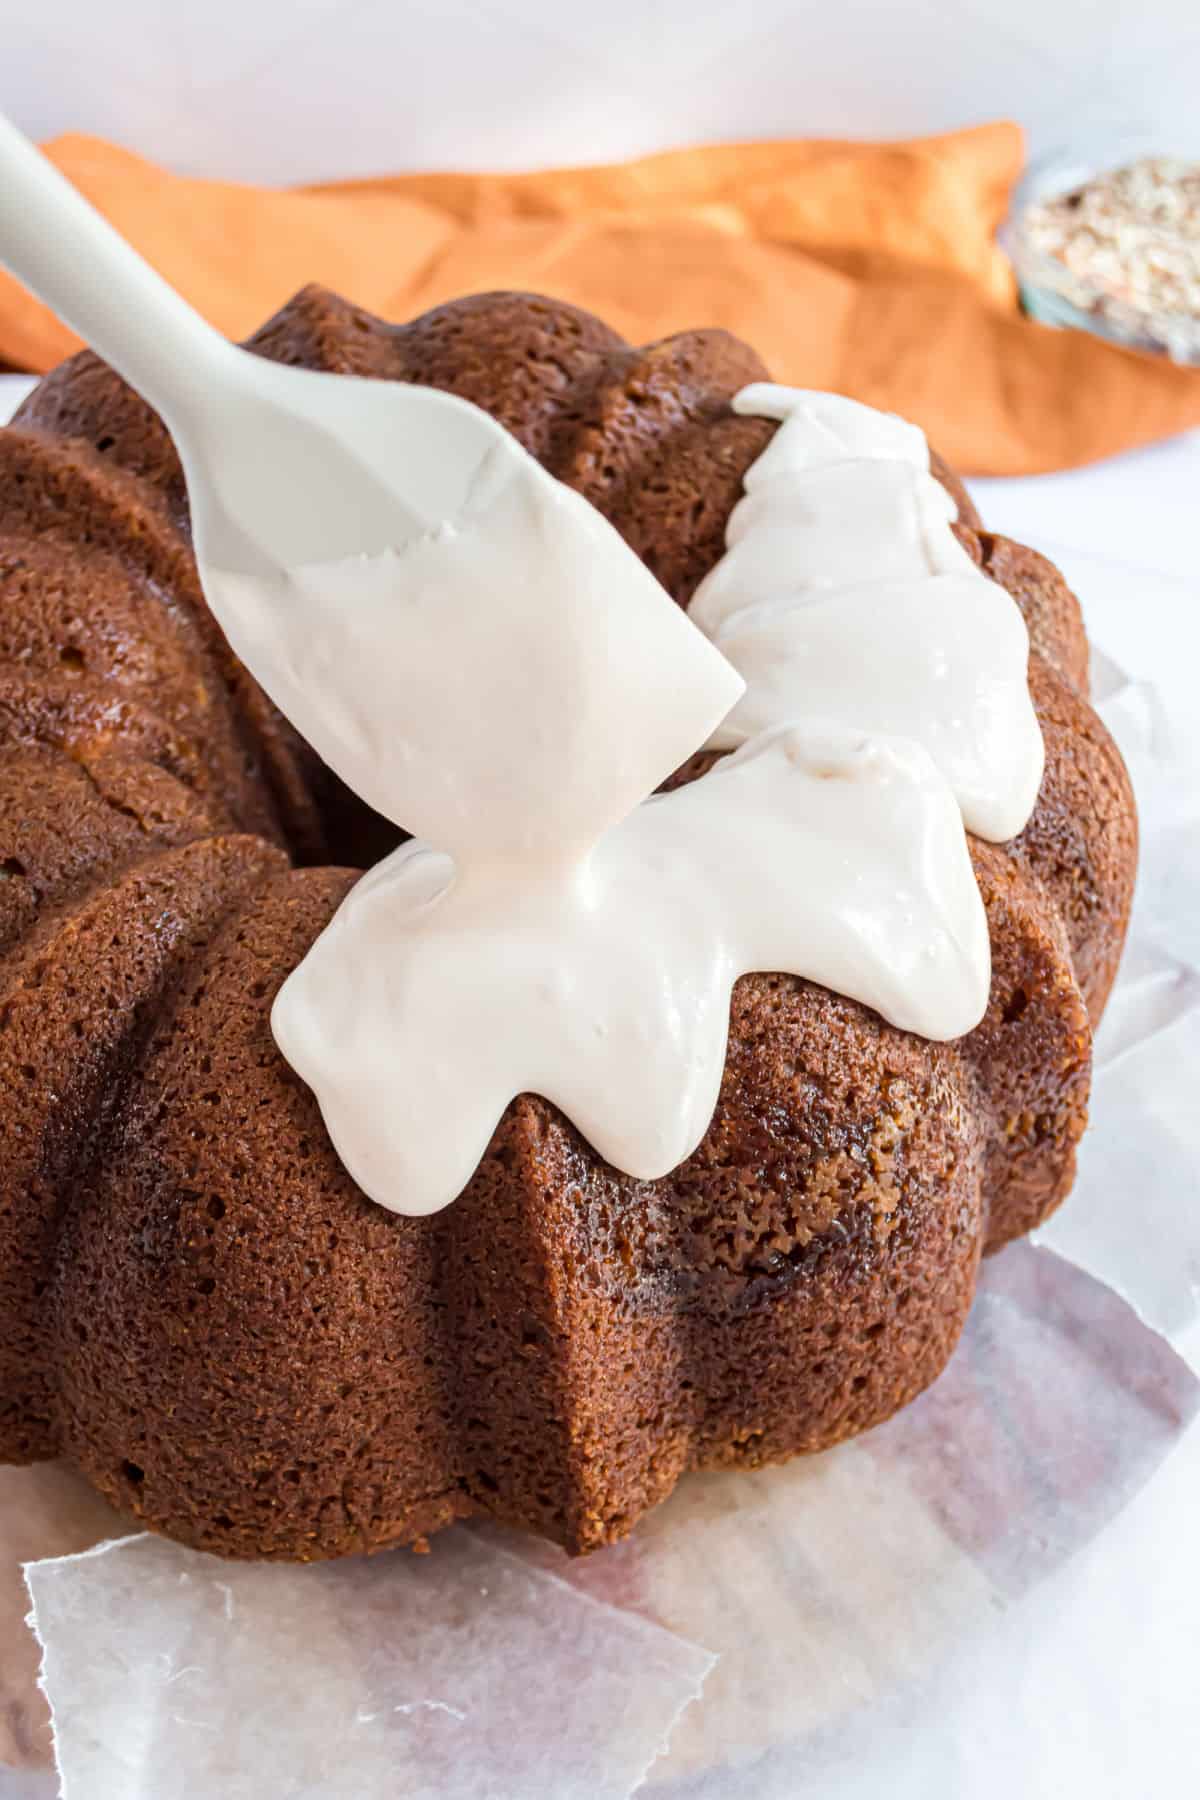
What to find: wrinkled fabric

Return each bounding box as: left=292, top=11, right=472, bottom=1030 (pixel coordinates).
left=4, top=125, right=1200, bottom=472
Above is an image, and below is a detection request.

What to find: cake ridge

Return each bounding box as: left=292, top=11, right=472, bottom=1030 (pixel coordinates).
left=0, top=834, right=287, bottom=1462
left=0, top=286, right=1136, bottom=1558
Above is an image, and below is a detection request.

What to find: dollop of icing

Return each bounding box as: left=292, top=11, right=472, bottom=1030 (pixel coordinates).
left=690, top=386, right=1044, bottom=843
left=201, top=381, right=1043, bottom=1217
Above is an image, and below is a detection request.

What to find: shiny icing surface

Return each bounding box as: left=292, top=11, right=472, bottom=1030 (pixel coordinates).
left=197, top=382, right=1042, bottom=1216
left=206, top=440, right=742, bottom=859
left=273, top=721, right=990, bottom=1214
left=690, top=386, right=1044, bottom=842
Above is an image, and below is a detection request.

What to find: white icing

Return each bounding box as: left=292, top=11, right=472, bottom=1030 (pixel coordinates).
left=204, top=443, right=743, bottom=861
left=273, top=723, right=989, bottom=1215
left=689, top=385, right=1045, bottom=843
left=190, top=376, right=1042, bottom=1217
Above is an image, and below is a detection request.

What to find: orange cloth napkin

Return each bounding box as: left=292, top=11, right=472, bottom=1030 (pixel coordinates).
left=4, top=123, right=1200, bottom=474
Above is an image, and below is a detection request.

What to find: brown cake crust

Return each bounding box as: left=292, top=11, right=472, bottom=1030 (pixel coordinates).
left=0, top=288, right=1136, bottom=1557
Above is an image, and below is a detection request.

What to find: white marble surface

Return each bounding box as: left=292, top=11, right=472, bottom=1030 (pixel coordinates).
left=972, top=429, right=1200, bottom=592
left=0, top=1772, right=54, bottom=1799
left=0, top=0, right=1197, bottom=183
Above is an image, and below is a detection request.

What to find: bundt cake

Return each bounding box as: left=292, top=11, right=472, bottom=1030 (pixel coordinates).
left=0, top=288, right=1136, bottom=1560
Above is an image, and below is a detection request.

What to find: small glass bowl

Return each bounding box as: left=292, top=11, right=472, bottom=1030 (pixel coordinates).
left=1004, top=128, right=1200, bottom=365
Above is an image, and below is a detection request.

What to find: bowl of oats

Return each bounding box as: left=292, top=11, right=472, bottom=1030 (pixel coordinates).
left=1008, top=134, right=1200, bottom=363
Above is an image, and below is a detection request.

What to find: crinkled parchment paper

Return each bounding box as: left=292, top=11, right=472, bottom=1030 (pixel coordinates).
left=0, top=372, right=1195, bottom=1797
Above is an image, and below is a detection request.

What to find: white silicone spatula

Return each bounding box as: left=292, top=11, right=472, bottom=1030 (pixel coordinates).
left=0, top=110, right=528, bottom=569
left=0, top=112, right=744, bottom=843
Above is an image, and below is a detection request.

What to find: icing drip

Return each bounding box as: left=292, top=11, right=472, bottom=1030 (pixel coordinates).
left=274, top=723, right=989, bottom=1214
left=202, top=378, right=1043, bottom=1217
left=690, top=385, right=1044, bottom=843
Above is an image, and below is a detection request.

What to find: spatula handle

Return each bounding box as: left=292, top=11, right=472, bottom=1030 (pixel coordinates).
left=0, top=113, right=233, bottom=424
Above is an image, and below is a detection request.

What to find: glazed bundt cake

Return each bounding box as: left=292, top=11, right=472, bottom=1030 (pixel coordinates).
left=0, top=288, right=1135, bottom=1559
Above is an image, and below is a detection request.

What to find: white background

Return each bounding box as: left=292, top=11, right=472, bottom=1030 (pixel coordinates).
left=0, top=0, right=1197, bottom=184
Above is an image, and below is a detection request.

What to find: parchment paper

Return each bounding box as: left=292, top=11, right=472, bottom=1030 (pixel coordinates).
left=0, top=369, right=1195, bottom=1795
